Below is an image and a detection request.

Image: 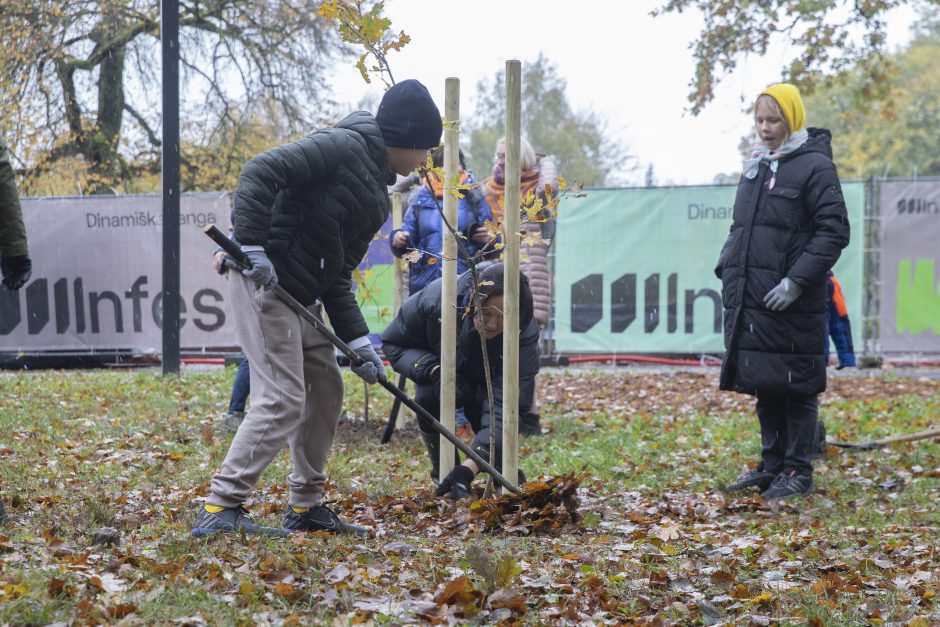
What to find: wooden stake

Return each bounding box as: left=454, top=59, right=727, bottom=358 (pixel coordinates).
left=390, top=191, right=413, bottom=429
left=501, top=60, right=521, bottom=487
left=440, top=77, right=460, bottom=476
left=392, top=191, right=404, bottom=315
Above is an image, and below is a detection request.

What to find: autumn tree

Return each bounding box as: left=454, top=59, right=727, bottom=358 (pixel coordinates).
left=654, top=0, right=938, bottom=114
left=0, top=0, right=348, bottom=194
left=804, top=9, right=940, bottom=178
left=465, top=54, right=633, bottom=187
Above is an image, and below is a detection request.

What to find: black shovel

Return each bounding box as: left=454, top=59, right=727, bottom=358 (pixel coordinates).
left=204, top=225, right=519, bottom=494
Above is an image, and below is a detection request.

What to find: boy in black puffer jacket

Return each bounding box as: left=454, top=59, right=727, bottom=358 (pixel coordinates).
left=193, top=80, right=442, bottom=537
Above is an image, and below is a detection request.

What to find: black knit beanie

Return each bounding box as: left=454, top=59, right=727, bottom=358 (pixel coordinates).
left=375, top=79, right=442, bottom=150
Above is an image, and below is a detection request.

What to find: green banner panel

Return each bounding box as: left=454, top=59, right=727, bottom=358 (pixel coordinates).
left=555, top=184, right=864, bottom=354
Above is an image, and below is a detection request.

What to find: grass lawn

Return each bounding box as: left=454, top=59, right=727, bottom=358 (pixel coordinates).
left=0, top=365, right=938, bottom=625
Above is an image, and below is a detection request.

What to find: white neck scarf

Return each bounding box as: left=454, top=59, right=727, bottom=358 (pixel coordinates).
left=742, top=129, right=809, bottom=187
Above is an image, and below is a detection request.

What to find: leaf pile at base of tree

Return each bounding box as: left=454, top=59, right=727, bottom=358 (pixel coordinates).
left=363, top=472, right=585, bottom=537
left=468, top=472, right=585, bottom=534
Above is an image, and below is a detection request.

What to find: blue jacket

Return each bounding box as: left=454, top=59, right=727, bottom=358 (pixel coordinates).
left=391, top=175, right=493, bottom=294
left=826, top=272, right=856, bottom=368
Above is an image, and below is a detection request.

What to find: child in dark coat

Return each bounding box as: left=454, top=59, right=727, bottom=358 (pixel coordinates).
left=380, top=262, right=539, bottom=499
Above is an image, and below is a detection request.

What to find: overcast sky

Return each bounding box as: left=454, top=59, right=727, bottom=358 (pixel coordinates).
left=326, top=0, right=918, bottom=186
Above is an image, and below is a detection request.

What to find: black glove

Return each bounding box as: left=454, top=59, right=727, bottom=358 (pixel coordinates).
left=213, top=251, right=239, bottom=275
left=221, top=256, right=240, bottom=273
left=1, top=255, right=31, bottom=290
left=435, top=465, right=474, bottom=500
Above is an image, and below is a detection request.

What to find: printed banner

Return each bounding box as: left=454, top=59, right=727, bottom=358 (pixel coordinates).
left=879, top=180, right=940, bottom=352
left=554, top=183, right=865, bottom=354
left=0, top=184, right=872, bottom=356
left=0, top=194, right=398, bottom=354
left=0, top=194, right=235, bottom=352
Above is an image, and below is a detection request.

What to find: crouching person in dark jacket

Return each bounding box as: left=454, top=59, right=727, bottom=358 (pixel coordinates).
left=192, top=80, right=442, bottom=537
left=380, top=262, right=539, bottom=499
left=717, top=83, right=849, bottom=500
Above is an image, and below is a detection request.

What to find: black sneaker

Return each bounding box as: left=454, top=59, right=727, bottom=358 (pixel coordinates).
left=192, top=505, right=289, bottom=538
left=725, top=466, right=778, bottom=492
left=761, top=470, right=814, bottom=500
left=283, top=505, right=369, bottom=537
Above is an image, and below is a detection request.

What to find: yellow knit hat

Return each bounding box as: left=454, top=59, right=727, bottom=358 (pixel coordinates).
left=759, top=83, right=805, bottom=133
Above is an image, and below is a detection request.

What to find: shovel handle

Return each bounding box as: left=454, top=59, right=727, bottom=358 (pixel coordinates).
left=205, top=224, right=252, bottom=269
left=202, top=225, right=520, bottom=493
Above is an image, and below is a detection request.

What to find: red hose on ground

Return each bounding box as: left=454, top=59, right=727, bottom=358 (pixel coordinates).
left=884, top=359, right=940, bottom=367
left=565, top=354, right=721, bottom=367
left=180, top=358, right=226, bottom=365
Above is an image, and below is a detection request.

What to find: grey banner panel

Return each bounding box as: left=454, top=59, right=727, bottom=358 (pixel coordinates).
left=0, top=194, right=237, bottom=352
left=879, top=180, right=940, bottom=352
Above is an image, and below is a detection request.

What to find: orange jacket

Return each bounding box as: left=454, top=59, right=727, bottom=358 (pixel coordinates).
left=829, top=274, right=848, bottom=318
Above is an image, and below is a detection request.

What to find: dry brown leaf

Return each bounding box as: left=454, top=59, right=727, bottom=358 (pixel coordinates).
left=488, top=587, right=527, bottom=613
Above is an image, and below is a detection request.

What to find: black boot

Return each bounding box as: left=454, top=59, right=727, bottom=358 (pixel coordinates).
left=520, top=411, right=544, bottom=436
left=783, top=395, right=819, bottom=476
left=421, top=431, right=441, bottom=485
left=813, top=420, right=827, bottom=459
left=755, top=397, right=786, bottom=473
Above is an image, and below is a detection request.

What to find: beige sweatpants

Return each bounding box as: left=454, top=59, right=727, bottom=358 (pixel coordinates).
left=208, top=272, right=344, bottom=509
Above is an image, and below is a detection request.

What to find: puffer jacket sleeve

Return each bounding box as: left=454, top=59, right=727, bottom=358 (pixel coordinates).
left=379, top=286, right=441, bottom=383
left=321, top=232, right=371, bottom=342
left=0, top=135, right=28, bottom=257
left=233, top=132, right=342, bottom=246
left=787, top=163, right=850, bottom=288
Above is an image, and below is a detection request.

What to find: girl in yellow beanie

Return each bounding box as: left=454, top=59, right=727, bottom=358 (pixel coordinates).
left=715, top=83, right=850, bottom=500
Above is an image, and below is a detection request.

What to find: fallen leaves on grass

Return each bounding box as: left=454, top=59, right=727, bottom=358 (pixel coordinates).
left=0, top=368, right=938, bottom=624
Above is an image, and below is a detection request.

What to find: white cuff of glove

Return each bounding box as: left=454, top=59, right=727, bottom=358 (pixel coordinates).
left=348, top=336, right=372, bottom=350
left=241, top=245, right=265, bottom=252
